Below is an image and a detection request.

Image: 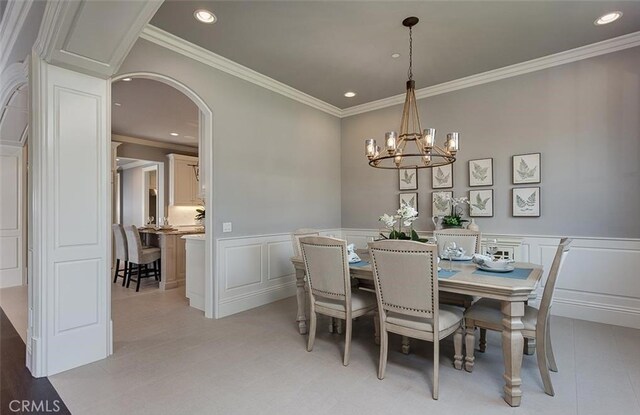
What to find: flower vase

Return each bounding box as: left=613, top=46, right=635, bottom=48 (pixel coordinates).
left=467, top=219, right=479, bottom=232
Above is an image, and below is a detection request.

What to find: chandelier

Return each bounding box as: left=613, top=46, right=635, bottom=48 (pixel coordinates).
left=365, top=17, right=460, bottom=169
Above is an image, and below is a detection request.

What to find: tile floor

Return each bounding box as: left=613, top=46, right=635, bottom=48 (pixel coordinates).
left=2, top=281, right=639, bottom=415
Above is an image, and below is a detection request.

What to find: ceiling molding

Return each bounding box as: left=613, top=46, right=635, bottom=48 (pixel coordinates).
left=141, top=24, right=640, bottom=119
left=112, top=134, right=198, bottom=153
left=0, top=0, right=33, bottom=74
left=342, top=30, right=640, bottom=118
left=139, top=25, right=342, bottom=118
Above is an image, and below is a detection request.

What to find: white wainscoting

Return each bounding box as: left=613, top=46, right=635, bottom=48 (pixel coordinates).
left=215, top=229, right=342, bottom=318
left=0, top=145, right=24, bottom=288
left=343, top=229, right=640, bottom=329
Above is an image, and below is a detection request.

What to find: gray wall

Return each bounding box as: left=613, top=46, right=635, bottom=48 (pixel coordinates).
left=342, top=47, right=640, bottom=238
left=117, top=40, right=342, bottom=238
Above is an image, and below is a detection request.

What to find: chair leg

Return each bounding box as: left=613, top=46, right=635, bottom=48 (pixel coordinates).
left=336, top=318, right=343, bottom=335
left=113, top=259, right=120, bottom=283
left=136, top=264, right=143, bottom=292
left=307, top=310, right=317, bottom=352
left=546, top=320, right=558, bottom=372
left=453, top=325, right=463, bottom=370
left=479, top=328, right=487, bottom=352
left=343, top=317, right=352, bottom=366
left=126, top=263, right=134, bottom=288
left=464, top=324, right=476, bottom=372
left=378, top=329, right=388, bottom=380
left=433, top=338, right=439, bottom=400
left=536, top=332, right=555, bottom=396
left=328, top=317, right=334, bottom=333
left=401, top=336, right=410, bottom=354
left=122, top=261, right=129, bottom=286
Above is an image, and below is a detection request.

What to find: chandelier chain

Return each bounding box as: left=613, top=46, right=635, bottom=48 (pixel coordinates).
left=408, top=26, right=413, bottom=81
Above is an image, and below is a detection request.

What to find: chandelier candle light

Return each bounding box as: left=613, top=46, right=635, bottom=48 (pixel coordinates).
left=364, top=17, right=460, bottom=169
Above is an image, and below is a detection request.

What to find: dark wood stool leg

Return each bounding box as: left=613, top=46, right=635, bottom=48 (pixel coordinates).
left=122, top=261, right=128, bottom=286
left=156, top=259, right=161, bottom=281
left=113, top=259, right=120, bottom=283
left=126, top=263, right=135, bottom=288
left=136, top=264, right=142, bottom=292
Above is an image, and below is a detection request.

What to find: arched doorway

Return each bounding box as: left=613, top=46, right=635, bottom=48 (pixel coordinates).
left=110, top=72, right=214, bottom=323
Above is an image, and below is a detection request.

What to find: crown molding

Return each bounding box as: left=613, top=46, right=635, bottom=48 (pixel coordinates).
left=342, top=31, right=640, bottom=117
left=112, top=134, right=198, bottom=153
left=140, top=25, right=342, bottom=118
left=0, top=0, right=33, bottom=74
left=140, top=24, right=640, bottom=119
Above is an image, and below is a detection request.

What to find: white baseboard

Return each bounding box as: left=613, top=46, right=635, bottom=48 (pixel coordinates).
left=218, top=281, right=296, bottom=318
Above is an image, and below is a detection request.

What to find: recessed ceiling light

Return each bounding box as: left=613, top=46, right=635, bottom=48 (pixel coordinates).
left=122, top=78, right=132, bottom=82
left=170, top=132, right=179, bottom=136
left=344, top=91, right=357, bottom=98
left=594, top=11, right=622, bottom=25
left=114, top=102, right=122, bottom=106
left=391, top=53, right=401, bottom=59
left=194, top=9, right=216, bottom=24
left=116, top=158, right=120, bottom=161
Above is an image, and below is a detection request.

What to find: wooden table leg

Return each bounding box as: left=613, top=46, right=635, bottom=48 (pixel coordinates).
left=524, top=338, right=536, bottom=355
left=501, top=300, right=525, bottom=407
left=295, top=268, right=307, bottom=334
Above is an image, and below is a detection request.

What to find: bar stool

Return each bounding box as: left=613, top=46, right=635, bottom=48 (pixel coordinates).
left=112, top=224, right=129, bottom=286
left=124, top=225, right=161, bottom=292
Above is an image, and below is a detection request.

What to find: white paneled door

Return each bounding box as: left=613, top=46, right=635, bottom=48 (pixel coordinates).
left=0, top=145, right=24, bottom=288
left=30, top=57, right=110, bottom=376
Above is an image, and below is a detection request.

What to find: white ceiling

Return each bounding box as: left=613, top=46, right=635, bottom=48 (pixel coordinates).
left=149, top=1, right=640, bottom=109
left=111, top=78, right=199, bottom=147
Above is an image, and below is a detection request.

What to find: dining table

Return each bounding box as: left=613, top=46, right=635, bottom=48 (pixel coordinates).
left=290, top=250, right=543, bottom=407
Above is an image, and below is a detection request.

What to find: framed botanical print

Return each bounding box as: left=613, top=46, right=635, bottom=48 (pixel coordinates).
left=512, top=153, right=541, bottom=184
left=469, top=158, right=493, bottom=187
left=432, top=164, right=453, bottom=189
left=399, top=192, right=418, bottom=212
left=469, top=189, right=494, bottom=217
left=399, top=168, right=418, bottom=190
left=512, top=187, right=540, bottom=217
left=432, top=191, right=452, bottom=217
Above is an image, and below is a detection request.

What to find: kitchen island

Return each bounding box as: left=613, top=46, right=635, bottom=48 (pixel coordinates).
left=139, top=227, right=204, bottom=290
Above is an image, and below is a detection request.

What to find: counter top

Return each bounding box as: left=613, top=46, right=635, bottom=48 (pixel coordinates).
left=183, top=234, right=205, bottom=241
left=139, top=227, right=205, bottom=236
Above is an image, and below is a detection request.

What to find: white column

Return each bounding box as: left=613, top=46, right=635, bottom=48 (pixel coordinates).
left=29, top=54, right=111, bottom=376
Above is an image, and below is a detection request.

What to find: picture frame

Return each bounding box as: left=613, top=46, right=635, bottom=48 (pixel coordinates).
left=469, top=189, right=494, bottom=217
left=512, top=153, right=541, bottom=184
left=399, top=192, right=418, bottom=212
left=431, top=164, right=453, bottom=189
left=512, top=187, right=540, bottom=217
left=468, top=158, right=493, bottom=187
left=432, top=191, right=452, bottom=217
left=398, top=168, right=418, bottom=190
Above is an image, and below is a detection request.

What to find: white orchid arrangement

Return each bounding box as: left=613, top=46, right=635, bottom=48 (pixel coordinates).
left=378, top=203, right=421, bottom=240
left=443, top=195, right=469, bottom=227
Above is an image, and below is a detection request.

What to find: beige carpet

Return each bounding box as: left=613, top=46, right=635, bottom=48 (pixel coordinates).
left=41, top=283, right=640, bottom=415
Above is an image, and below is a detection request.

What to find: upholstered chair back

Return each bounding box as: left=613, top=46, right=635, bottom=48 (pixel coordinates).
left=433, top=229, right=481, bottom=257
left=112, top=224, right=128, bottom=261
left=299, top=236, right=350, bottom=302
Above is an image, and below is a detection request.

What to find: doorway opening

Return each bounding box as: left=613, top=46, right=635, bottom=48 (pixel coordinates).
left=109, top=73, right=214, bottom=357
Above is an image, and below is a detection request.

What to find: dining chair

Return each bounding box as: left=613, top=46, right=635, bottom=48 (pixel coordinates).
left=299, top=236, right=377, bottom=366
left=291, top=228, right=320, bottom=257
left=433, top=229, right=481, bottom=311
left=433, top=228, right=481, bottom=257
left=123, top=225, right=162, bottom=292
left=369, top=240, right=464, bottom=400
left=463, top=238, right=572, bottom=396
left=112, top=224, right=129, bottom=286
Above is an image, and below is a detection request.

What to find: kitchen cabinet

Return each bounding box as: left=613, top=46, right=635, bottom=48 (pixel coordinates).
left=168, top=153, right=200, bottom=206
